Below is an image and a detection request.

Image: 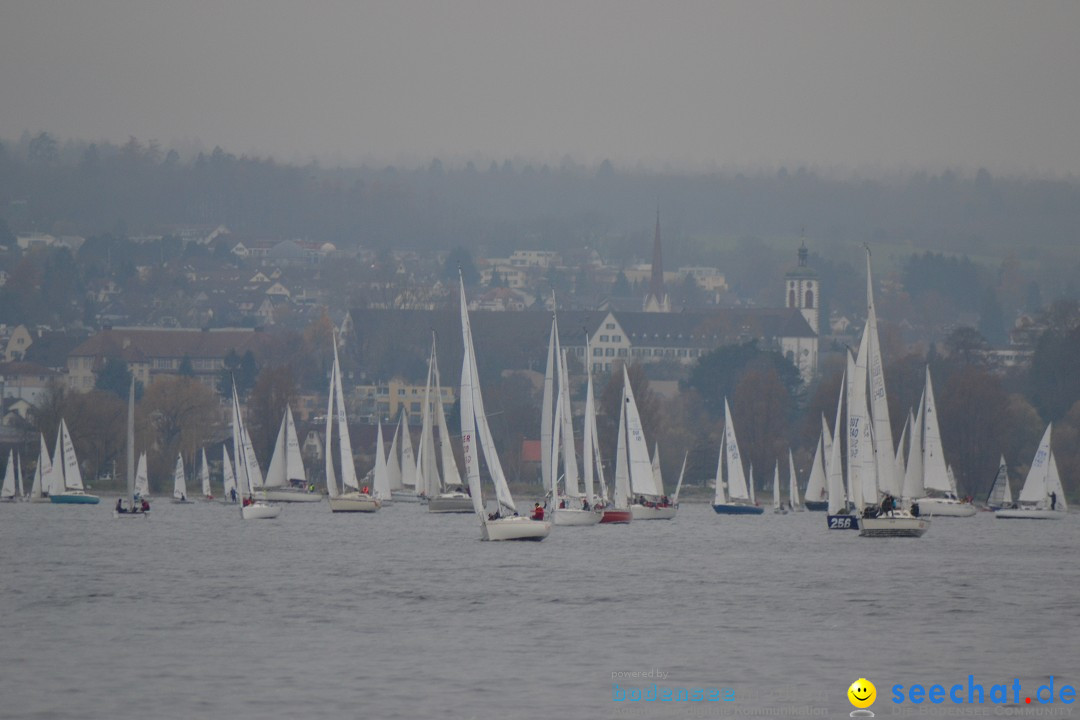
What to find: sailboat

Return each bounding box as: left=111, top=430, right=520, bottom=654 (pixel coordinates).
left=263, top=404, right=320, bottom=502
left=787, top=449, right=803, bottom=511
left=984, top=455, right=1012, bottom=511
left=114, top=379, right=148, bottom=518
left=1, top=450, right=17, bottom=502
left=853, top=248, right=928, bottom=537
left=391, top=409, right=421, bottom=502
left=49, top=419, right=100, bottom=504
left=712, top=399, right=763, bottom=514
left=622, top=367, right=675, bottom=520
left=325, top=338, right=380, bottom=512
left=544, top=319, right=602, bottom=526
left=771, top=461, right=787, bottom=514
left=902, top=366, right=976, bottom=517
left=29, top=434, right=51, bottom=503
left=825, top=368, right=858, bottom=530
left=996, top=424, right=1067, bottom=520
left=199, top=448, right=213, bottom=500
left=172, top=454, right=194, bottom=503
left=423, top=335, right=472, bottom=513
left=232, top=382, right=282, bottom=520
left=458, top=275, right=550, bottom=541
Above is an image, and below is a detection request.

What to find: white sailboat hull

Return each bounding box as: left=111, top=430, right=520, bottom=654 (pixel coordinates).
left=916, top=498, right=977, bottom=517
left=995, top=508, right=1065, bottom=520
left=630, top=503, right=677, bottom=520
left=427, top=492, right=474, bottom=513
left=241, top=502, right=282, bottom=520
left=329, top=493, right=381, bottom=513
left=113, top=509, right=148, bottom=519
left=481, top=516, right=551, bottom=541
left=552, top=508, right=603, bottom=526
left=859, top=513, right=930, bottom=537
left=259, top=488, right=322, bottom=503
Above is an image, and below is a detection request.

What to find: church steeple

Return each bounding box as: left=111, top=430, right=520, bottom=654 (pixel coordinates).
left=644, top=207, right=670, bottom=312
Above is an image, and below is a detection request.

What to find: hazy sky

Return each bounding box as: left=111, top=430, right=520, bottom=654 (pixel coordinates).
left=2, top=1, right=1079, bottom=174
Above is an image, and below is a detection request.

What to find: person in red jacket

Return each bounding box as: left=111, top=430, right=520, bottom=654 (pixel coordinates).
left=531, top=502, right=544, bottom=521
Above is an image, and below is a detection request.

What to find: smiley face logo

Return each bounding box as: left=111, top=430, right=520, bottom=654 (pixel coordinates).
left=848, top=678, right=876, bottom=709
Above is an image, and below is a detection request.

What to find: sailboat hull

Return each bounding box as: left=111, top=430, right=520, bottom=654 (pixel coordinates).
left=50, top=492, right=100, bottom=505
left=481, top=516, right=551, bottom=541
left=630, top=503, right=677, bottom=520
left=804, top=501, right=828, bottom=511
left=916, top=498, right=977, bottom=517
left=329, top=493, right=381, bottom=512
left=858, top=514, right=930, bottom=537
left=711, top=503, right=764, bottom=515
left=427, top=493, right=474, bottom=513
left=994, top=508, right=1065, bottom=520
left=826, top=514, right=859, bottom=530
left=391, top=491, right=422, bottom=503
left=553, top=508, right=603, bottom=526
left=113, top=509, right=148, bottom=519
left=259, top=488, right=322, bottom=503
left=599, top=509, right=633, bottom=524
left=241, top=502, right=282, bottom=519
left=29, top=495, right=51, bottom=503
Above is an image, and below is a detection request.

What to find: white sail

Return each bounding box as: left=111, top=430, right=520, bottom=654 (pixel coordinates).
left=651, top=443, right=665, bottom=497
left=540, top=315, right=556, bottom=498
left=324, top=358, right=338, bottom=498
left=372, top=423, right=391, bottom=501
left=220, top=449, right=233, bottom=499
left=231, top=384, right=251, bottom=499
left=582, top=337, right=602, bottom=504
left=624, top=365, right=658, bottom=497
left=723, top=399, right=750, bottom=501
left=60, top=419, right=84, bottom=491
left=805, top=429, right=827, bottom=504
left=398, top=410, right=416, bottom=491
left=173, top=454, right=187, bottom=500
left=903, top=390, right=926, bottom=498
left=200, top=448, right=211, bottom=497
left=772, top=462, right=782, bottom=511
left=826, top=371, right=847, bottom=514
left=1, top=451, right=15, bottom=499
left=1018, top=424, right=1053, bottom=505
left=848, top=331, right=874, bottom=510
left=672, top=452, right=687, bottom=504
left=788, top=449, right=801, bottom=510
left=822, top=413, right=834, bottom=463
left=921, top=367, right=952, bottom=494
left=550, top=381, right=563, bottom=497
left=284, top=406, right=305, bottom=486
left=265, top=412, right=289, bottom=488
left=417, top=340, right=439, bottom=498
left=241, top=424, right=264, bottom=491
left=612, top=384, right=631, bottom=509
left=458, top=275, right=516, bottom=515
left=333, top=339, right=358, bottom=492
left=49, top=426, right=64, bottom=495
left=712, top=431, right=727, bottom=505
left=749, top=463, right=757, bottom=505
left=557, top=348, right=581, bottom=497
left=987, top=455, right=1012, bottom=508
left=136, top=452, right=149, bottom=497
left=16, top=453, right=25, bottom=498
left=125, top=379, right=136, bottom=508
left=30, top=434, right=48, bottom=499
left=864, top=249, right=899, bottom=497
left=432, top=346, right=462, bottom=489
left=1046, top=451, right=1067, bottom=511
left=893, top=416, right=908, bottom=497
left=386, top=422, right=402, bottom=491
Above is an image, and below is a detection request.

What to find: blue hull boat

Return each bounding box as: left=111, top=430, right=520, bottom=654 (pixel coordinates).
left=50, top=493, right=100, bottom=505
left=712, top=503, right=764, bottom=515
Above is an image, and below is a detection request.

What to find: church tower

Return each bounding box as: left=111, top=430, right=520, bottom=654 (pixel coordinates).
left=785, top=237, right=820, bottom=334
left=643, top=208, right=671, bottom=313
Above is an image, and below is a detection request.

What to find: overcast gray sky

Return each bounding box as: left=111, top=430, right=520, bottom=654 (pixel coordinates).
left=2, top=1, right=1078, bottom=174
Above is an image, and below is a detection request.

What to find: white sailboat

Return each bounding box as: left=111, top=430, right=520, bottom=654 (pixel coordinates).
left=996, top=424, right=1066, bottom=520
left=263, top=404, right=320, bottom=502
left=712, top=399, right=763, bottom=514
left=424, top=334, right=472, bottom=513
left=114, top=379, right=147, bottom=517
left=49, top=419, right=100, bottom=504
left=855, top=249, right=928, bottom=537
left=172, top=454, right=194, bottom=503
left=199, top=448, right=213, bottom=500
left=804, top=420, right=829, bottom=511
left=370, top=422, right=393, bottom=504
left=222, top=448, right=237, bottom=503
left=232, top=382, right=281, bottom=519
left=325, top=339, right=380, bottom=512
left=905, top=366, right=976, bottom=517
left=28, top=434, right=51, bottom=503
left=623, top=367, right=675, bottom=520
left=985, top=455, right=1012, bottom=510
left=825, top=369, right=858, bottom=530
left=1, top=450, right=16, bottom=502
left=458, top=275, right=550, bottom=541
left=391, top=409, right=421, bottom=502
left=787, top=449, right=803, bottom=511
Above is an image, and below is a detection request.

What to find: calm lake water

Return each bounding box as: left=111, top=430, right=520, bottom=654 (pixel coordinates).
left=2, top=500, right=1076, bottom=719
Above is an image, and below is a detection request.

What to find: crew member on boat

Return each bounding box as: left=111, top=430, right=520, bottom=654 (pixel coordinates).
left=532, top=503, right=544, bottom=521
